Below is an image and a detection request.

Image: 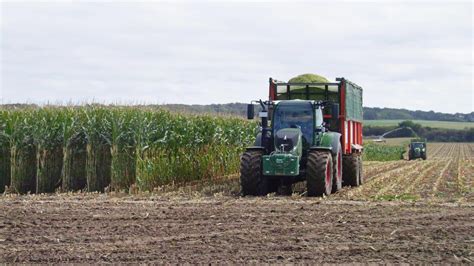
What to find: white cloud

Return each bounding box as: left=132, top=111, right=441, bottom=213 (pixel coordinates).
left=1, top=1, right=472, bottom=113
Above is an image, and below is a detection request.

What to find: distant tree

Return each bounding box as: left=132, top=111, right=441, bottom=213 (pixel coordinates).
left=398, top=120, right=422, bottom=134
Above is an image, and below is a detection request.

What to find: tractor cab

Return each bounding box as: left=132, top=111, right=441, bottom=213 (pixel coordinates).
left=272, top=100, right=324, bottom=150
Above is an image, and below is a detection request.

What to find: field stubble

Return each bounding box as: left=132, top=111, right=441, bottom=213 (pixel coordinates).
left=334, top=143, right=474, bottom=203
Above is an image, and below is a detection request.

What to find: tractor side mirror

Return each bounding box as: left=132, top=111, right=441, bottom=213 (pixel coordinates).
left=247, top=104, right=255, bottom=120
left=331, top=103, right=340, bottom=120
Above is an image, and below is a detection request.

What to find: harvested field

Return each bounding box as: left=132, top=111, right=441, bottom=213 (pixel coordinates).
left=1, top=195, right=473, bottom=263
left=334, top=143, right=474, bottom=203
left=1, top=143, right=473, bottom=263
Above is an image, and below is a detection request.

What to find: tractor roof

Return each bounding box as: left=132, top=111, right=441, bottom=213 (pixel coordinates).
left=273, top=99, right=317, bottom=106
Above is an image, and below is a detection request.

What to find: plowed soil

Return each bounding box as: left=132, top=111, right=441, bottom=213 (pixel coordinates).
left=1, top=143, right=473, bottom=263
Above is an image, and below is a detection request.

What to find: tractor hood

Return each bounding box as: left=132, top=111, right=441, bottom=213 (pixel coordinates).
left=414, top=147, right=421, bottom=156
left=262, top=128, right=303, bottom=177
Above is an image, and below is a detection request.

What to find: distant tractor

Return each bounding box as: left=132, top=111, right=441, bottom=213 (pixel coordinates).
left=240, top=77, right=364, bottom=197
left=408, top=139, right=427, bottom=160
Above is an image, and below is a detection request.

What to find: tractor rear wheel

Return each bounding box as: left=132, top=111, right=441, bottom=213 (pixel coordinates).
left=240, top=150, right=269, bottom=196
left=331, top=142, right=343, bottom=193
left=343, top=154, right=360, bottom=187
left=307, top=150, right=333, bottom=197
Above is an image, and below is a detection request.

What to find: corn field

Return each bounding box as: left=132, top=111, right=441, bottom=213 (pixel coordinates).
left=0, top=106, right=256, bottom=193
left=362, top=142, right=406, bottom=161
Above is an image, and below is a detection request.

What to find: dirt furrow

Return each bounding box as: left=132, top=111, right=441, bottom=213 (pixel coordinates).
left=335, top=161, right=423, bottom=200
left=363, top=161, right=408, bottom=181
left=404, top=159, right=451, bottom=197
left=1, top=195, right=473, bottom=263
left=432, top=158, right=464, bottom=202
left=375, top=161, right=438, bottom=197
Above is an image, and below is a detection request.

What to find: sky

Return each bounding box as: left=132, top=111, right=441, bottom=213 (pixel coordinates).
left=0, top=1, right=472, bottom=113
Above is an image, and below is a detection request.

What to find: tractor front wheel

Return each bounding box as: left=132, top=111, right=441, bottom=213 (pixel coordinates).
left=307, top=150, right=333, bottom=197
left=240, top=150, right=268, bottom=196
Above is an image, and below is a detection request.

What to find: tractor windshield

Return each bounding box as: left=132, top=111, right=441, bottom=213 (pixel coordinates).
left=412, top=143, right=425, bottom=149
left=273, top=102, right=313, bottom=147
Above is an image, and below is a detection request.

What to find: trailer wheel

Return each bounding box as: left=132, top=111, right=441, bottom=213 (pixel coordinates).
left=343, top=154, right=359, bottom=187
left=307, top=150, right=333, bottom=197
left=358, top=155, right=364, bottom=185
left=332, top=142, right=343, bottom=193
left=240, top=150, right=268, bottom=196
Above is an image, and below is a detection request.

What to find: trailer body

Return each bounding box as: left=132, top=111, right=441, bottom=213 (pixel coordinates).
left=268, top=77, right=363, bottom=155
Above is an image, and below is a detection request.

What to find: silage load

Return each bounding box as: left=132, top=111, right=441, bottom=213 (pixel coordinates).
left=288, top=73, right=330, bottom=83
left=278, top=73, right=335, bottom=101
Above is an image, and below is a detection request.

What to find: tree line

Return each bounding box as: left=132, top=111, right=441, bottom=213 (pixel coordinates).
left=364, top=120, right=474, bottom=142
left=363, top=107, right=473, bottom=122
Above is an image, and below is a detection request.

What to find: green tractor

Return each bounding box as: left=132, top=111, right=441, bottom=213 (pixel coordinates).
left=240, top=77, right=364, bottom=197
left=408, top=139, right=427, bottom=160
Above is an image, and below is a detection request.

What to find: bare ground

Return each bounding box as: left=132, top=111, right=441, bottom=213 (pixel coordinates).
left=0, top=194, right=473, bottom=263
left=1, top=143, right=473, bottom=263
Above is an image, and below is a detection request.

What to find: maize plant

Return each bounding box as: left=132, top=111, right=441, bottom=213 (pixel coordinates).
left=35, top=108, right=66, bottom=193
left=61, top=108, right=87, bottom=191
left=110, top=108, right=140, bottom=191
left=83, top=107, right=112, bottom=192
left=9, top=110, right=38, bottom=194
left=0, top=105, right=256, bottom=193
left=0, top=110, right=11, bottom=193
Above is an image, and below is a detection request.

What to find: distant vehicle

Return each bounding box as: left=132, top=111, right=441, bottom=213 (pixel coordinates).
left=373, top=126, right=418, bottom=143
left=408, top=139, right=427, bottom=160
left=241, top=77, right=364, bottom=197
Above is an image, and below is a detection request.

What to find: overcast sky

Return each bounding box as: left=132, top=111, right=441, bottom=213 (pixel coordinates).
left=1, top=1, right=472, bottom=113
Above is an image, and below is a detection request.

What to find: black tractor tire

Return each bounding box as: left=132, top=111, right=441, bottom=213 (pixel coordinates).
left=342, top=154, right=360, bottom=187
left=307, top=150, right=333, bottom=197
left=331, top=142, right=343, bottom=193
left=240, top=150, right=269, bottom=196
left=358, top=155, right=364, bottom=185
left=422, top=153, right=427, bottom=160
